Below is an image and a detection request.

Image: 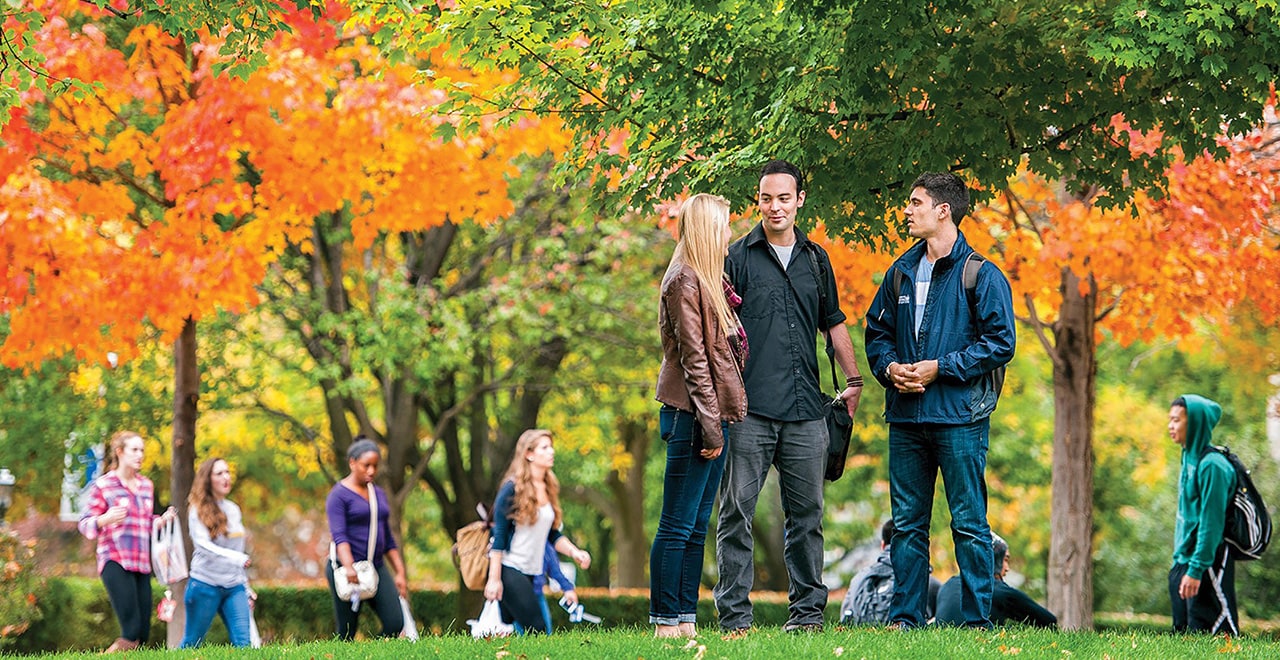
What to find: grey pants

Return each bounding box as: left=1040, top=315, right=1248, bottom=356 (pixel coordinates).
left=714, top=414, right=828, bottom=630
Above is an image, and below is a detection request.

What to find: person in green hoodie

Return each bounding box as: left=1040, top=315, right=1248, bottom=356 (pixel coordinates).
left=1167, top=394, right=1239, bottom=635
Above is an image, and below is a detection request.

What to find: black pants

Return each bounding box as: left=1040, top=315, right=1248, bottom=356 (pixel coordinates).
left=101, top=561, right=152, bottom=644
left=499, top=565, right=546, bottom=634
left=325, top=562, right=403, bottom=640
left=1169, top=543, right=1238, bottom=635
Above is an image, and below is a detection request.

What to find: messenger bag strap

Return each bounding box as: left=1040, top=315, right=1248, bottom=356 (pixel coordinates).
left=367, top=484, right=378, bottom=561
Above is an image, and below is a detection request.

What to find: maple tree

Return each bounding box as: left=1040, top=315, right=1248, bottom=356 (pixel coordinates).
left=956, top=109, right=1280, bottom=629
left=0, top=0, right=579, bottom=632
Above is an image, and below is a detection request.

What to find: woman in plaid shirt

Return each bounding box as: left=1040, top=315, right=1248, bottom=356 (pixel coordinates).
left=78, top=431, right=176, bottom=652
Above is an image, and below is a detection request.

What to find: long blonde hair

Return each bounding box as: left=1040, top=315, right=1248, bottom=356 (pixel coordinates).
left=664, top=193, right=735, bottom=336
left=502, top=429, right=563, bottom=528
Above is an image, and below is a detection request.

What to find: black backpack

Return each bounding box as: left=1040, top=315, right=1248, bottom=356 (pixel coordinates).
left=842, top=563, right=895, bottom=625
left=1204, top=446, right=1272, bottom=560
left=889, top=252, right=1005, bottom=397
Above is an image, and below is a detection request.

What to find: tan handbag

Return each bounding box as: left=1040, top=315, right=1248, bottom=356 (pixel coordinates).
left=331, top=484, right=380, bottom=602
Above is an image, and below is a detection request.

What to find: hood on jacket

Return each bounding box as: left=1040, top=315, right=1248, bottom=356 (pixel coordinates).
left=1178, top=393, right=1222, bottom=463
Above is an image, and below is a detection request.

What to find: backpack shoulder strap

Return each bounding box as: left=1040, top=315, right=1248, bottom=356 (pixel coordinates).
left=889, top=266, right=907, bottom=302
left=963, top=252, right=986, bottom=295
left=804, top=243, right=829, bottom=312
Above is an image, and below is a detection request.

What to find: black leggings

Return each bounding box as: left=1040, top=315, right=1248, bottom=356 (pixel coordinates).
left=325, top=561, right=403, bottom=640
left=101, top=561, right=152, bottom=644
left=499, top=565, right=546, bottom=634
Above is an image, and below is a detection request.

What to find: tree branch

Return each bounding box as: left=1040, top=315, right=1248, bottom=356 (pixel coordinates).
left=252, top=400, right=338, bottom=484
left=1024, top=294, right=1064, bottom=370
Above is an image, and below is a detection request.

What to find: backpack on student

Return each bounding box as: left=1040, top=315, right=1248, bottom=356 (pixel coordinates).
left=842, top=562, right=895, bottom=625
left=1205, top=446, right=1272, bottom=560
left=889, top=252, right=1005, bottom=397
left=452, top=504, right=493, bottom=590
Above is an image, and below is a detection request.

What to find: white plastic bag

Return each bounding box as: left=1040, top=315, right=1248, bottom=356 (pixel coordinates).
left=399, top=596, right=419, bottom=641
left=150, top=517, right=188, bottom=585
left=249, top=610, right=262, bottom=648
left=467, top=599, right=513, bottom=639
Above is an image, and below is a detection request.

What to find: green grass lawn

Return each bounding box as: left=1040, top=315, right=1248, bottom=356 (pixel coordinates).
left=19, top=625, right=1280, bottom=659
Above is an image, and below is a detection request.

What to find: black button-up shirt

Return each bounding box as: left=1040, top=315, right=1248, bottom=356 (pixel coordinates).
left=726, top=223, right=847, bottom=422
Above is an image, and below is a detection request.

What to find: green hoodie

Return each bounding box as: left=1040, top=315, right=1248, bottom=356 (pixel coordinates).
left=1172, top=394, right=1237, bottom=579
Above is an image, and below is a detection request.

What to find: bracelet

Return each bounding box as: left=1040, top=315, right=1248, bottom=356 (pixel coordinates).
left=845, top=376, right=864, bottom=388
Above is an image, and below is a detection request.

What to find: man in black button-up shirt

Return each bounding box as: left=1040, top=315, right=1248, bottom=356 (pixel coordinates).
left=713, top=160, right=864, bottom=634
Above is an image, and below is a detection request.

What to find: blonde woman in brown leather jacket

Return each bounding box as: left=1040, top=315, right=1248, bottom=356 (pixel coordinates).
left=650, top=193, right=748, bottom=639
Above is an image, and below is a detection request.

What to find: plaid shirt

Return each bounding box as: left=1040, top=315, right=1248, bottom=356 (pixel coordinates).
left=77, top=472, right=156, bottom=575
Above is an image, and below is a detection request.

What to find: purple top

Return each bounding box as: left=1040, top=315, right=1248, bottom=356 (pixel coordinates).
left=326, top=483, right=397, bottom=567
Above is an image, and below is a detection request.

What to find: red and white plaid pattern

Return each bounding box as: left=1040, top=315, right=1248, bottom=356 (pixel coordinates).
left=78, top=472, right=156, bottom=574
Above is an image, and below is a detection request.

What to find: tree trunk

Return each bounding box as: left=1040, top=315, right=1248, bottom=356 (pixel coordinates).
left=606, top=418, right=651, bottom=588
left=1046, top=268, right=1097, bottom=630
left=168, top=317, right=199, bottom=648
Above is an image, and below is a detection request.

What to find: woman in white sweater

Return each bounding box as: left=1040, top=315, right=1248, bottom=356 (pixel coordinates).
left=180, top=457, right=255, bottom=648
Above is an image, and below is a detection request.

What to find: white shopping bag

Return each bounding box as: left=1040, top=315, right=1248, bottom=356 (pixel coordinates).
left=150, top=517, right=188, bottom=585
left=399, top=596, right=419, bottom=641
left=467, top=599, right=513, bottom=639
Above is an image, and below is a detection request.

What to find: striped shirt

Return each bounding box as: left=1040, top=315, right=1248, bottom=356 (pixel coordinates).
left=77, top=472, right=157, bottom=575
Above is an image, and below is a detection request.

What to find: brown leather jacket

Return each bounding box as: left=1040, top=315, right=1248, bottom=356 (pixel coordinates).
left=655, top=264, right=747, bottom=449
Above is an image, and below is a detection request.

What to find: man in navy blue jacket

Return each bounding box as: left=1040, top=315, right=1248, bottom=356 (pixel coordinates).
left=864, top=171, right=1016, bottom=630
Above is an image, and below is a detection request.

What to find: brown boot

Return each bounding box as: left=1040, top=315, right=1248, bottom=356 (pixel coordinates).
left=103, top=638, right=139, bottom=653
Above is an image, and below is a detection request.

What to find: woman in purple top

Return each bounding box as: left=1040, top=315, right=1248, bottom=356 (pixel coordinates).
left=325, top=437, right=408, bottom=640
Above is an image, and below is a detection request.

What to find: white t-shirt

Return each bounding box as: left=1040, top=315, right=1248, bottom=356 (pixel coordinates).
left=914, top=257, right=936, bottom=340
left=770, top=243, right=795, bottom=270
left=503, top=503, right=555, bottom=575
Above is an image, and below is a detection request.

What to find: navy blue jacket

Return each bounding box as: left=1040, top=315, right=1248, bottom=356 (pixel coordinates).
left=864, top=232, right=1015, bottom=424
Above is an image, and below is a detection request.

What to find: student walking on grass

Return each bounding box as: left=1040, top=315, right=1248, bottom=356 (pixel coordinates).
left=1167, top=395, right=1239, bottom=635
left=78, top=430, right=178, bottom=652
left=325, top=438, right=409, bottom=640
left=485, top=429, right=592, bottom=635
left=181, top=457, right=256, bottom=648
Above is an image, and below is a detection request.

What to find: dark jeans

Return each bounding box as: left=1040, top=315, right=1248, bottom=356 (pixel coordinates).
left=650, top=406, right=727, bottom=625
left=100, top=560, right=151, bottom=644
left=180, top=578, right=251, bottom=648
left=325, top=561, right=403, bottom=640
left=715, top=414, right=827, bottom=630
left=1170, top=543, right=1238, bottom=635
left=499, top=565, right=546, bottom=634
left=888, top=420, right=993, bottom=629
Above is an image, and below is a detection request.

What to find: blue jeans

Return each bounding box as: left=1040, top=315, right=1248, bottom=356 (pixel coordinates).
left=888, top=420, right=993, bottom=629
left=180, top=578, right=251, bottom=648
left=714, top=414, right=827, bottom=630
left=650, top=406, right=727, bottom=626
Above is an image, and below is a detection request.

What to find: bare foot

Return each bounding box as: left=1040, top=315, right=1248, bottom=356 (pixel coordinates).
left=678, top=622, right=697, bottom=637
left=655, top=624, right=683, bottom=638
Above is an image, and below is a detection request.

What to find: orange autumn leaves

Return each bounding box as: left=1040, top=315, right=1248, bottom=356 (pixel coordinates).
left=0, top=1, right=566, bottom=368
left=812, top=114, right=1280, bottom=346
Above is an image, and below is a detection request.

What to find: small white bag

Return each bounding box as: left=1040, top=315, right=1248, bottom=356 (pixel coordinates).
left=330, top=484, right=380, bottom=602
left=151, top=517, right=188, bottom=585
left=467, top=599, right=513, bottom=639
